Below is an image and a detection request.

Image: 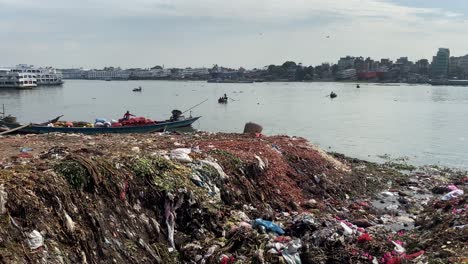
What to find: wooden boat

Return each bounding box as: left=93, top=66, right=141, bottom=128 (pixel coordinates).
left=2, top=116, right=201, bottom=134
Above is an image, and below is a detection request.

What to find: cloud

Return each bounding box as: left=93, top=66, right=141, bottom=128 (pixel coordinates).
left=0, top=0, right=467, bottom=68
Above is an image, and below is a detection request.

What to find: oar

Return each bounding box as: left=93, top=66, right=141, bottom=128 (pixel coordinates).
left=0, top=124, right=30, bottom=135
left=182, top=99, right=208, bottom=114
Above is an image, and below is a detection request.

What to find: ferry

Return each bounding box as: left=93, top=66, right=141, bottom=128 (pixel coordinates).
left=12, top=64, right=63, bottom=86
left=0, top=69, right=37, bottom=89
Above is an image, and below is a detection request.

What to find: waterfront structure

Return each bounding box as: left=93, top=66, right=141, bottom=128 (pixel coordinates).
left=61, top=68, right=86, bottom=79
left=0, top=69, right=37, bottom=89
left=336, top=69, right=357, bottom=80
left=86, top=69, right=130, bottom=80
left=431, top=48, right=450, bottom=79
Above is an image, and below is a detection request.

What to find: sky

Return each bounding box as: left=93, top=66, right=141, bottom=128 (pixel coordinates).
left=1, top=0, right=467, bottom=69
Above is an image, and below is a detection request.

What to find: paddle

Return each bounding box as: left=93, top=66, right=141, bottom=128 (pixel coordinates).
left=182, top=99, right=208, bottom=114
left=0, top=124, right=30, bottom=135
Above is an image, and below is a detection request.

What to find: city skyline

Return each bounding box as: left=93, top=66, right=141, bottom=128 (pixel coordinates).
left=1, top=0, right=468, bottom=68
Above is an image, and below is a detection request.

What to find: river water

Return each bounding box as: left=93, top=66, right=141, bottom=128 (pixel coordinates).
left=1, top=80, right=468, bottom=168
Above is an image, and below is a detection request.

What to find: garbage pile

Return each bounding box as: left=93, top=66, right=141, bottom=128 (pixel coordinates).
left=0, top=132, right=466, bottom=263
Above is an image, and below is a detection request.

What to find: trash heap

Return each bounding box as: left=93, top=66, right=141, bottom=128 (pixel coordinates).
left=0, top=132, right=466, bottom=263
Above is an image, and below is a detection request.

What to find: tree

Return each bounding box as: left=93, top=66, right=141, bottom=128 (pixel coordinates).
left=331, top=64, right=339, bottom=76
left=282, top=61, right=297, bottom=69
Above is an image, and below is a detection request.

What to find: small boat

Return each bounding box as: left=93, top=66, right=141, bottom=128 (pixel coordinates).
left=133, top=86, right=142, bottom=92
left=356, top=84, right=360, bottom=88
left=218, top=97, right=228, bottom=104
left=1, top=115, right=200, bottom=135
left=330, top=92, right=337, bottom=98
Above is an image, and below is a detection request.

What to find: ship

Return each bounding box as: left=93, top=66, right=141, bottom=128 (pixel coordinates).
left=13, top=64, right=63, bottom=86
left=0, top=69, right=37, bottom=89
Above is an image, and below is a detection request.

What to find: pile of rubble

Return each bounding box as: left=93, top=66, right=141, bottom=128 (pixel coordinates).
left=0, top=132, right=466, bottom=263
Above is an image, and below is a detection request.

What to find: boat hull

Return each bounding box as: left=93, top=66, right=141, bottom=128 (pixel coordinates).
left=9, top=117, right=200, bottom=134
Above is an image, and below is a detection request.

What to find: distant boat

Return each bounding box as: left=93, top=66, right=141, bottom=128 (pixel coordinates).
left=133, top=86, right=142, bottom=92
left=330, top=92, right=337, bottom=98
left=356, top=84, right=360, bottom=88
left=218, top=97, right=228, bottom=104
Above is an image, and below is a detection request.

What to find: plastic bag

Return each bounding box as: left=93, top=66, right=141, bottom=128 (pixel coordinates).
left=282, top=239, right=302, bottom=264
left=253, top=219, right=285, bottom=235
left=441, top=189, right=464, bottom=201
left=170, top=148, right=192, bottom=163
left=26, top=230, right=44, bottom=250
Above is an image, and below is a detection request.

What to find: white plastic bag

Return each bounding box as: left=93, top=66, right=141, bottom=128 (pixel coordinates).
left=170, top=148, right=192, bottom=163
left=442, top=189, right=464, bottom=201
left=27, top=230, right=44, bottom=250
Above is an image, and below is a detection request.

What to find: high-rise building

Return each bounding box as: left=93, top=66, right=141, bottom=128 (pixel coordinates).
left=431, top=48, right=450, bottom=79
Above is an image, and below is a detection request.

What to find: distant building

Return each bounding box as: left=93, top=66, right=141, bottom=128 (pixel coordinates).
left=337, top=56, right=356, bottom=70
left=459, top=55, right=468, bottom=73
left=414, top=59, right=429, bottom=75
left=86, top=69, right=130, bottom=80
left=61, top=68, right=86, bottom=79
left=380, top=59, right=393, bottom=67
left=431, top=48, right=450, bottom=79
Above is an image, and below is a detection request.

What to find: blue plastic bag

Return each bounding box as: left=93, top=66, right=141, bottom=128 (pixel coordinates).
left=253, top=218, right=285, bottom=235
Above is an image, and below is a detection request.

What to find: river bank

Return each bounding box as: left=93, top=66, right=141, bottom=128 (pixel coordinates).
left=0, top=132, right=466, bottom=263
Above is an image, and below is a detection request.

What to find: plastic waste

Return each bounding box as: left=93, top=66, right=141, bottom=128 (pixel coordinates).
left=381, top=191, right=396, bottom=197
left=252, top=219, right=285, bottom=235
left=64, top=211, right=75, bottom=232
left=441, top=189, right=464, bottom=201
left=201, top=160, right=227, bottom=179
left=0, top=184, right=7, bottom=214
left=340, top=221, right=354, bottom=236
left=170, top=148, right=193, bottom=163
left=254, top=155, right=267, bottom=171
left=392, top=241, right=406, bottom=254
left=26, top=230, right=44, bottom=250
left=131, top=147, right=140, bottom=153
left=282, top=239, right=302, bottom=264
left=20, top=147, right=33, bottom=153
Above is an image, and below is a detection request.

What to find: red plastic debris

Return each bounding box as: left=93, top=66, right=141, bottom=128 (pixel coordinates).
left=405, top=250, right=425, bottom=259
left=274, top=236, right=292, bottom=243
left=18, top=152, right=33, bottom=159
left=357, top=233, right=373, bottom=243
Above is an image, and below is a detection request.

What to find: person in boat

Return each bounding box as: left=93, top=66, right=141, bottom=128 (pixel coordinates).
left=123, top=110, right=135, bottom=121
left=223, top=93, right=228, bottom=100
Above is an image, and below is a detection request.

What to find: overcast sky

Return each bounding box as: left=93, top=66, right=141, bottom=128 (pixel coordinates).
left=1, top=0, right=467, bottom=69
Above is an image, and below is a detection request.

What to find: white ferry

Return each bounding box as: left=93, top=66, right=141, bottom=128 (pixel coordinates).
left=13, top=64, right=63, bottom=86
left=0, top=69, right=37, bottom=89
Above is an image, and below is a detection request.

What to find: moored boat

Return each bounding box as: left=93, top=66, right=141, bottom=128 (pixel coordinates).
left=2, top=116, right=200, bottom=135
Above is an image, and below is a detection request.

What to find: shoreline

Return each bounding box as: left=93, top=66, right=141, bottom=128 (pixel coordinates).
left=0, top=132, right=466, bottom=262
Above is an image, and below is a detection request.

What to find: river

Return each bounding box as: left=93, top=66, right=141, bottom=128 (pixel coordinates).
left=1, top=80, right=468, bottom=168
